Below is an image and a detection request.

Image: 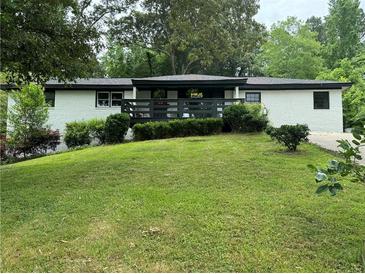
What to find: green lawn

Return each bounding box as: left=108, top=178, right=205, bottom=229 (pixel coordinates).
left=1, top=134, right=364, bottom=272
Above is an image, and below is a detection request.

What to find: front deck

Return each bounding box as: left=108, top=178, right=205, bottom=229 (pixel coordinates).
left=121, top=98, right=244, bottom=123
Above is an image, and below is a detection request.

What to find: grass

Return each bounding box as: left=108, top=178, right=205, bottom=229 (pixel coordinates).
left=1, top=133, right=365, bottom=272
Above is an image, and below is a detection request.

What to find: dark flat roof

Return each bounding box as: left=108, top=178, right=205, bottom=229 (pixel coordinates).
left=0, top=74, right=352, bottom=90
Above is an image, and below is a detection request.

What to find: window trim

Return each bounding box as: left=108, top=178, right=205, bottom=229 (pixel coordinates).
left=96, top=91, right=111, bottom=108
left=313, top=91, right=330, bottom=109
left=111, top=91, right=124, bottom=107
left=96, top=91, right=124, bottom=108
left=44, top=90, right=55, bottom=107
left=245, top=92, right=261, bottom=103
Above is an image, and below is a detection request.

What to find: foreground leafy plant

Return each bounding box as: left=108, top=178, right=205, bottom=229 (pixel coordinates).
left=309, top=124, right=365, bottom=195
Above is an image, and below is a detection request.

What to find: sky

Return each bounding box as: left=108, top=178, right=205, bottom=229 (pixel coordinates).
left=255, top=0, right=365, bottom=27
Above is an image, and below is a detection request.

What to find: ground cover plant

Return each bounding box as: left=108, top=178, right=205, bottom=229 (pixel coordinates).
left=1, top=134, right=364, bottom=272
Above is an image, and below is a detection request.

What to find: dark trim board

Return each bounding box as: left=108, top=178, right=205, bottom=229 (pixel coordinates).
left=242, top=83, right=352, bottom=90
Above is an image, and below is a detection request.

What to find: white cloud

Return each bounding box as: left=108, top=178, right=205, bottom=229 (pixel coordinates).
left=255, top=0, right=365, bottom=27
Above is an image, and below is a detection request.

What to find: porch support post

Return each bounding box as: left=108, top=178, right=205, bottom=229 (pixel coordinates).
left=234, top=86, right=239, bottom=99
left=132, top=86, right=137, bottom=99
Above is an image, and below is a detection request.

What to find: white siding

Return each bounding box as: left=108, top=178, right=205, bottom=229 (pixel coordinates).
left=48, top=90, right=133, bottom=132
left=236, top=89, right=343, bottom=132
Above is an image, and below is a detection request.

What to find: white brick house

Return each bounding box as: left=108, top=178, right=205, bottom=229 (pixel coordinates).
left=6, top=74, right=351, bottom=133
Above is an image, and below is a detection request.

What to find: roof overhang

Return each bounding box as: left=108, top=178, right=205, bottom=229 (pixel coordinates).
left=242, top=83, right=352, bottom=90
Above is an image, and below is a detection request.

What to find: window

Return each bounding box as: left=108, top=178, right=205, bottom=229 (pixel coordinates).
left=97, top=92, right=110, bottom=107
left=245, top=92, right=261, bottom=103
left=44, top=90, right=55, bottom=107
left=313, top=91, right=329, bottom=109
left=111, top=92, right=123, bottom=106
left=96, top=91, right=124, bottom=107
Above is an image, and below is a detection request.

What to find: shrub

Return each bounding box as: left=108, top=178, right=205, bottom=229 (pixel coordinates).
left=64, top=121, right=91, bottom=148
left=7, top=84, right=51, bottom=156
left=133, top=118, right=223, bottom=141
left=223, top=103, right=268, bottom=133
left=0, top=134, right=7, bottom=161
left=104, top=113, right=130, bottom=143
left=132, top=122, right=156, bottom=141
left=88, top=118, right=106, bottom=144
left=266, top=124, right=310, bottom=151
left=7, top=128, right=60, bottom=157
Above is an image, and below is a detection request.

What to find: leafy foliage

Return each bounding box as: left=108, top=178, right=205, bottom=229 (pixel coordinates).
left=317, top=53, right=365, bottom=128
left=132, top=118, right=223, bottom=141
left=324, top=0, right=365, bottom=68
left=64, top=121, right=91, bottom=148
left=266, top=124, right=310, bottom=151
left=306, top=16, right=326, bottom=43
left=104, top=113, right=130, bottom=144
left=0, top=90, right=8, bottom=135
left=88, top=118, right=106, bottom=145
left=223, top=103, right=268, bottom=133
left=7, top=128, right=60, bottom=158
left=0, top=0, right=124, bottom=83
left=257, top=17, right=324, bottom=79
left=7, top=84, right=52, bottom=157
left=309, top=122, right=365, bottom=195
left=110, top=0, right=265, bottom=75
left=101, top=43, right=171, bottom=77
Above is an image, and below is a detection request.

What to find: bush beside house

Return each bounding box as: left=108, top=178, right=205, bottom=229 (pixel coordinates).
left=64, top=114, right=130, bottom=148
left=133, top=118, right=223, bottom=141
left=3, top=84, right=61, bottom=161
left=223, top=103, right=268, bottom=133
left=105, top=113, right=130, bottom=143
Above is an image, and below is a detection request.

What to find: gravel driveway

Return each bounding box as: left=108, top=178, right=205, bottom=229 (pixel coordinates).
left=309, top=132, right=365, bottom=165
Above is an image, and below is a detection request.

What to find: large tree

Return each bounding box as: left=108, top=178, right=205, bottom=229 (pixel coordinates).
left=306, top=16, right=326, bottom=43
left=257, top=17, right=324, bottom=79
left=317, top=52, right=365, bottom=128
left=324, top=0, right=365, bottom=68
left=101, top=42, right=171, bottom=77
left=0, top=0, right=125, bottom=84
left=110, top=0, right=265, bottom=75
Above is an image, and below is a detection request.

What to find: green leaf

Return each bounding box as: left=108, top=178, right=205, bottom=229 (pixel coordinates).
left=315, top=172, right=328, bottom=182
left=353, top=132, right=361, bottom=140
left=352, top=140, right=360, bottom=146
left=316, top=184, right=328, bottom=194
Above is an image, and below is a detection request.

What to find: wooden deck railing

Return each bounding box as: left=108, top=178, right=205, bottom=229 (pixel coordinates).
left=121, top=98, right=244, bottom=122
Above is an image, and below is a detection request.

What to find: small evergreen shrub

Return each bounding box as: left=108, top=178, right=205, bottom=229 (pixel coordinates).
left=266, top=124, right=310, bottom=151
left=88, top=118, right=106, bottom=144
left=64, top=121, right=91, bottom=148
left=104, top=113, right=130, bottom=143
left=223, top=103, right=268, bottom=133
left=133, top=118, right=223, bottom=141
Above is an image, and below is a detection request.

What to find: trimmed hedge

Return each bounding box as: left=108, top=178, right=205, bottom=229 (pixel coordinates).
left=105, top=113, right=130, bottom=143
left=133, top=118, right=223, bottom=141
left=64, top=121, right=91, bottom=148
left=223, top=103, right=269, bottom=133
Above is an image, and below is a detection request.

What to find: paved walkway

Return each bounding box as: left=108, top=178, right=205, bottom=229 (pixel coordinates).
left=309, top=132, right=365, bottom=165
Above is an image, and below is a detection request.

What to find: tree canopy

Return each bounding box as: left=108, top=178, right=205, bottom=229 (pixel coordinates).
left=110, top=0, right=265, bottom=75
left=317, top=52, right=365, bottom=128
left=0, top=0, right=125, bottom=84
left=324, top=0, right=365, bottom=68
left=257, top=17, right=324, bottom=79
